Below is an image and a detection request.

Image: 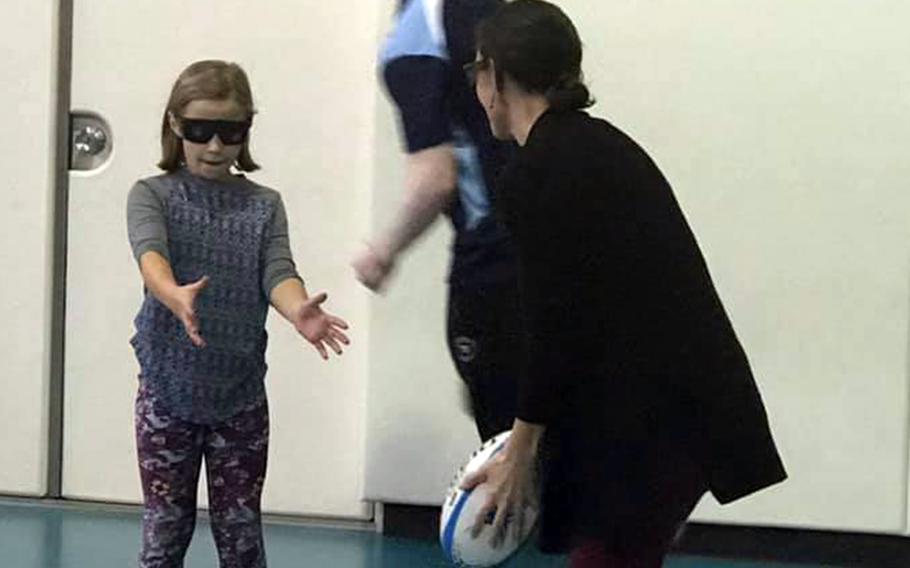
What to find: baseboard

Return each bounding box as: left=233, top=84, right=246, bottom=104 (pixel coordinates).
left=0, top=495, right=376, bottom=532
left=380, top=502, right=910, bottom=568
left=676, top=523, right=910, bottom=568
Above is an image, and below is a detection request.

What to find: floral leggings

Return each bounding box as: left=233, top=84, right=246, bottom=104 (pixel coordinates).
left=135, top=383, right=269, bottom=568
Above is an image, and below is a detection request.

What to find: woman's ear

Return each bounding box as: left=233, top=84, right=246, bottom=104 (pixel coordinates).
left=484, top=60, right=499, bottom=111
left=167, top=111, right=182, bottom=138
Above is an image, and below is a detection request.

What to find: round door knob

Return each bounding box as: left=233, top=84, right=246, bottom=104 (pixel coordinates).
left=73, top=124, right=108, bottom=156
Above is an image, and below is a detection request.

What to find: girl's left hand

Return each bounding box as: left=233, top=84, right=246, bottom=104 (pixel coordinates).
left=461, top=443, right=537, bottom=548
left=292, top=292, right=350, bottom=359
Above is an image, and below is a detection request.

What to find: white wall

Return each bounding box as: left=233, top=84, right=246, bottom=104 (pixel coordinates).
left=362, top=2, right=483, bottom=505
left=561, top=0, right=910, bottom=534
left=364, top=0, right=910, bottom=534
left=0, top=1, right=58, bottom=496
left=251, top=2, right=380, bottom=516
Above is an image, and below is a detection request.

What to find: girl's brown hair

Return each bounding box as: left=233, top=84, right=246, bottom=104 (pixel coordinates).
left=158, top=60, right=260, bottom=172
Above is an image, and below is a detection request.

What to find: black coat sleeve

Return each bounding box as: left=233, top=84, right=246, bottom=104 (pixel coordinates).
left=502, top=130, right=623, bottom=424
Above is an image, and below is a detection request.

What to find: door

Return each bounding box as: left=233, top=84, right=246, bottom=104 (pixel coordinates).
left=0, top=0, right=58, bottom=497
left=63, top=0, right=378, bottom=518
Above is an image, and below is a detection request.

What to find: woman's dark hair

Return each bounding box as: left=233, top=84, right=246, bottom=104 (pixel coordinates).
left=476, top=0, right=594, bottom=111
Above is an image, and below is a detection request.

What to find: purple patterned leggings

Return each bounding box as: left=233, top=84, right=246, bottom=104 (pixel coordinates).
left=135, top=383, right=269, bottom=568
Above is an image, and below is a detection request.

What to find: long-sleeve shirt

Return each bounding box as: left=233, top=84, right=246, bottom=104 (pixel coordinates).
left=127, top=169, right=302, bottom=423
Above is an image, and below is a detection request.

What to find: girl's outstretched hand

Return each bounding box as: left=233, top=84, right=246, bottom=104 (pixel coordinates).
left=292, top=292, right=351, bottom=359
left=164, top=276, right=209, bottom=348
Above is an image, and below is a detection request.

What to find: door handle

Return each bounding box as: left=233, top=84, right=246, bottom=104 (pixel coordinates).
left=70, top=111, right=113, bottom=171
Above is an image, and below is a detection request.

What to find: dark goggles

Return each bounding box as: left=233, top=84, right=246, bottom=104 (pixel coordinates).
left=179, top=117, right=252, bottom=145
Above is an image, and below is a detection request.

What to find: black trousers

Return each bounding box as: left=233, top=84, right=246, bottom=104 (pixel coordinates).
left=446, top=280, right=524, bottom=441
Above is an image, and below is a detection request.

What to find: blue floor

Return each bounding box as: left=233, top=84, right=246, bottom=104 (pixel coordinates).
left=0, top=502, right=835, bottom=567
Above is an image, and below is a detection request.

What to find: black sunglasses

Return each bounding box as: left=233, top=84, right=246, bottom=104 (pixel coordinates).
left=462, top=59, right=490, bottom=86
left=178, top=117, right=252, bottom=145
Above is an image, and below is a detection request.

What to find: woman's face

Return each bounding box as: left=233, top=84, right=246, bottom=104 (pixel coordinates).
left=474, top=59, right=512, bottom=141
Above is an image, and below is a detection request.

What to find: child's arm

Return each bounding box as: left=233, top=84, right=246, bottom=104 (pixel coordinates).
left=269, top=277, right=310, bottom=320
left=269, top=279, right=349, bottom=360
left=352, top=145, right=457, bottom=291
left=127, top=180, right=207, bottom=347
left=264, top=196, right=350, bottom=360
left=139, top=251, right=208, bottom=348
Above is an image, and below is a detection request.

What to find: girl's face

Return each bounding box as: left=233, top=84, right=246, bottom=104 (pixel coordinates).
left=169, top=98, right=250, bottom=182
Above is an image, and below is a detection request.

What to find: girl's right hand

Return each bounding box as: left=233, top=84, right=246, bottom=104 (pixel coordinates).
left=163, top=276, right=209, bottom=348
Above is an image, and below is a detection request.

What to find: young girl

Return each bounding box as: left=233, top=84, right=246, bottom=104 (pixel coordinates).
left=127, top=60, right=350, bottom=568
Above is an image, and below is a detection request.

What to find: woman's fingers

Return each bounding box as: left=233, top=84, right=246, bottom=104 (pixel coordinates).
left=489, top=495, right=512, bottom=548
left=461, top=468, right=487, bottom=491
left=471, top=497, right=498, bottom=539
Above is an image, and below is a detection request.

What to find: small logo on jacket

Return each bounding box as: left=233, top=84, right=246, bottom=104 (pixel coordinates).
left=454, top=336, right=477, bottom=363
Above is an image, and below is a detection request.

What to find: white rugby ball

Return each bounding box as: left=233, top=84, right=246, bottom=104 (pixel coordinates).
left=439, top=431, right=538, bottom=567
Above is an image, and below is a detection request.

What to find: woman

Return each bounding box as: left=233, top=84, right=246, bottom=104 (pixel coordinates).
left=461, top=2, right=787, bottom=566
